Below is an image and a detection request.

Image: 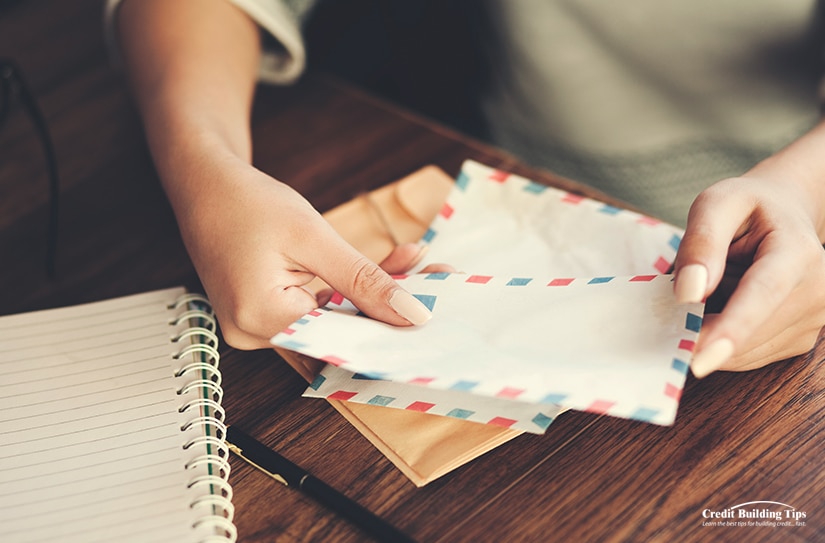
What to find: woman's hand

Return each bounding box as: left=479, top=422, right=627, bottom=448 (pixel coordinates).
left=115, top=0, right=434, bottom=350
left=179, top=158, right=434, bottom=350
left=674, top=153, right=825, bottom=377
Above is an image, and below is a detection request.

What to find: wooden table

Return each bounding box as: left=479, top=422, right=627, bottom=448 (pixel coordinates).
left=2, top=1, right=822, bottom=542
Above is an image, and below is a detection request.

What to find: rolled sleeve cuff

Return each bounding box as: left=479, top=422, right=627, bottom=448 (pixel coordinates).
left=103, top=0, right=307, bottom=85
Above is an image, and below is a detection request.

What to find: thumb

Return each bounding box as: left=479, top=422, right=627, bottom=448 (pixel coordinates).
left=306, top=231, right=432, bottom=326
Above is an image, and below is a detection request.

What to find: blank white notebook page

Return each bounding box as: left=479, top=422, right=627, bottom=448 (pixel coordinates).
left=0, top=288, right=233, bottom=543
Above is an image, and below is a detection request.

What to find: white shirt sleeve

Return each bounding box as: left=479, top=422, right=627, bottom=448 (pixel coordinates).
left=103, top=0, right=310, bottom=85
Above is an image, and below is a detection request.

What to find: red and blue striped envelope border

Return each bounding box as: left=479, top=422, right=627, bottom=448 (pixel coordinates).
left=274, top=273, right=703, bottom=426
left=420, top=160, right=683, bottom=277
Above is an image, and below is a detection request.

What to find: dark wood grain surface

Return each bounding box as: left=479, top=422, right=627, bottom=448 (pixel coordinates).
left=1, top=2, right=822, bottom=542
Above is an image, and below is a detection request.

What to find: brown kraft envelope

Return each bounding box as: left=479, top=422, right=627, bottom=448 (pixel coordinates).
left=274, top=165, right=523, bottom=487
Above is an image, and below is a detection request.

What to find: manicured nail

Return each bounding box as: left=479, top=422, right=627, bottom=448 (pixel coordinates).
left=691, top=338, right=734, bottom=378
left=675, top=264, right=708, bottom=303
left=409, top=243, right=430, bottom=269
left=389, top=289, right=432, bottom=325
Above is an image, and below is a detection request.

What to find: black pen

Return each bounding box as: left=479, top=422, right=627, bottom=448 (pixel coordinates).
left=225, top=425, right=417, bottom=543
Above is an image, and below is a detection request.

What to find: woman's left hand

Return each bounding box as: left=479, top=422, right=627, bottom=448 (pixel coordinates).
left=673, top=160, right=825, bottom=377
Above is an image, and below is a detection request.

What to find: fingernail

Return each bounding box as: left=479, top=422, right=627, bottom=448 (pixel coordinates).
left=675, top=264, right=708, bottom=303
left=691, top=338, right=734, bottom=378
left=409, top=243, right=430, bottom=269
left=389, top=289, right=432, bottom=325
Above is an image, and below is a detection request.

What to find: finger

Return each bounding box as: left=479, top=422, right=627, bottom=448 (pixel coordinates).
left=700, top=311, right=820, bottom=372
left=315, top=287, right=334, bottom=307
left=691, top=240, right=802, bottom=377
left=274, top=284, right=323, bottom=325
left=419, top=262, right=456, bottom=274
left=216, top=281, right=319, bottom=350
left=377, top=244, right=456, bottom=275
left=673, top=186, right=750, bottom=303
left=303, top=226, right=432, bottom=326
left=378, top=243, right=429, bottom=275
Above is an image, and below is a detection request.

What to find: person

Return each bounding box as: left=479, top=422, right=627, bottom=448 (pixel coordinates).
left=105, top=0, right=825, bottom=379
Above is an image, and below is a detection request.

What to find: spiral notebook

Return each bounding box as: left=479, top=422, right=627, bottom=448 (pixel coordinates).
left=0, top=287, right=235, bottom=543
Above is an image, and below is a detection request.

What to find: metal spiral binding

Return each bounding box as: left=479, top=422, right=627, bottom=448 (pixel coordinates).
left=171, top=293, right=236, bottom=543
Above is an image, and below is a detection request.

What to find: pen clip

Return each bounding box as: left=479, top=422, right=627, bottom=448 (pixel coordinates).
left=227, top=441, right=289, bottom=487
